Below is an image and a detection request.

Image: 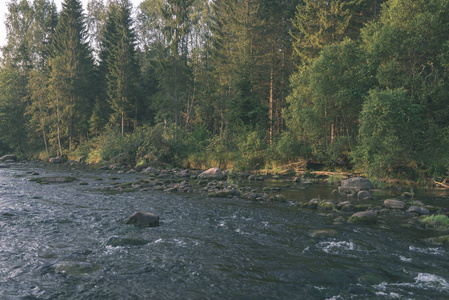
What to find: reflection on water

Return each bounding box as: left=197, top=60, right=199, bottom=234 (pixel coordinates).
left=0, top=163, right=448, bottom=299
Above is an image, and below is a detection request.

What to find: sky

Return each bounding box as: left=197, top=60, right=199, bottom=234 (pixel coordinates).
left=0, top=0, right=143, bottom=47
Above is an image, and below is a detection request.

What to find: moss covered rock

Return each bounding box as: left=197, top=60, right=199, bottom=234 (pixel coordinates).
left=348, top=210, right=377, bottom=225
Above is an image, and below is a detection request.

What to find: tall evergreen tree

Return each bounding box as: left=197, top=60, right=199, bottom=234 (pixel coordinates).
left=101, top=0, right=141, bottom=136
left=48, top=0, right=94, bottom=152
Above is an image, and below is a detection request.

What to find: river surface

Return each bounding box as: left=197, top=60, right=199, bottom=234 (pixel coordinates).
left=1, top=163, right=449, bottom=299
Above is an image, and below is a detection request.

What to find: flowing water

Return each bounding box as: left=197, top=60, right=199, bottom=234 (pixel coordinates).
left=1, top=163, right=449, bottom=299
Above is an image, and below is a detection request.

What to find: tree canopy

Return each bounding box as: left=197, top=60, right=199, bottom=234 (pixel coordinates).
left=1, top=0, right=449, bottom=179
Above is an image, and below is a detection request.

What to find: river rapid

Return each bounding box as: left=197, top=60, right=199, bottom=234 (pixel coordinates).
left=1, top=163, right=449, bottom=299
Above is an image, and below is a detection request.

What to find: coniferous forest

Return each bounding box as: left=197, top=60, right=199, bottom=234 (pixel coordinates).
left=1, top=0, right=449, bottom=180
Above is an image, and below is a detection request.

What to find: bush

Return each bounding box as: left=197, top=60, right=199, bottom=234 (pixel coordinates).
left=353, top=88, right=423, bottom=177
left=420, top=214, right=449, bottom=229
left=271, top=131, right=311, bottom=165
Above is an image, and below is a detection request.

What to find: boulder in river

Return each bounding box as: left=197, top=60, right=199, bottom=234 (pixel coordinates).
left=384, top=199, right=406, bottom=210
left=348, top=210, right=377, bottom=225
left=198, top=167, right=224, bottom=180
left=338, top=177, right=374, bottom=199
left=357, top=190, right=372, bottom=200
left=125, top=211, right=160, bottom=227
left=340, top=177, right=374, bottom=191
left=0, top=154, right=17, bottom=162
left=406, top=206, right=430, bottom=216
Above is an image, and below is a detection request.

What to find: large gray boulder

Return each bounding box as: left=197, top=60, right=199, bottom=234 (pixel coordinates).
left=125, top=211, right=160, bottom=227
left=340, top=177, right=374, bottom=190
left=338, top=177, right=374, bottom=199
left=198, top=167, right=224, bottom=179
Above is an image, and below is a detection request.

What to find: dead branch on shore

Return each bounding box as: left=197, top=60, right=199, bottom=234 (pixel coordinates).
left=433, top=179, right=449, bottom=189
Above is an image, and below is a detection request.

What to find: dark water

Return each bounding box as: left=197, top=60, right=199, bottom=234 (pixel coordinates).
left=1, top=164, right=449, bottom=299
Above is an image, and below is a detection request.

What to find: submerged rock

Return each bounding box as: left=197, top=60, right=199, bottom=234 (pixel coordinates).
left=309, top=229, right=338, bottom=238
left=125, top=211, right=160, bottom=227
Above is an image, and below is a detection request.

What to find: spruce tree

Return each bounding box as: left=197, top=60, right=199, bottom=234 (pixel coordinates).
left=101, top=0, right=141, bottom=136
left=48, top=0, right=94, bottom=151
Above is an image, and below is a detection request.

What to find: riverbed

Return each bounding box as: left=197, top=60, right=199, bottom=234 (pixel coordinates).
left=0, top=163, right=449, bottom=299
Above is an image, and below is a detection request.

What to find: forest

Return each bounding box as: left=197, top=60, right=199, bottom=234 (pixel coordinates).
left=1, top=0, right=449, bottom=181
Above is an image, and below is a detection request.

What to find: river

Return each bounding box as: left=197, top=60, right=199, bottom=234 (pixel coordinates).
left=0, top=163, right=448, bottom=299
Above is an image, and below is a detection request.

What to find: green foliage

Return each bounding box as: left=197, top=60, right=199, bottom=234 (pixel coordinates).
left=269, top=131, right=311, bottom=165
left=353, top=88, right=422, bottom=177
left=421, top=215, right=449, bottom=230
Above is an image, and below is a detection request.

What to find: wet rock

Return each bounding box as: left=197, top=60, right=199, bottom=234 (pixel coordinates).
left=141, top=167, right=158, bottom=175
left=126, top=169, right=136, bottom=174
left=198, top=167, right=224, bottom=179
left=357, top=190, right=372, bottom=200
left=384, top=199, right=406, bottom=210
left=309, top=229, right=338, bottom=238
left=299, top=198, right=319, bottom=209
left=318, top=201, right=335, bottom=210
left=125, top=211, right=160, bottom=227
left=348, top=210, right=377, bottom=225
left=337, top=201, right=353, bottom=212
left=0, top=154, right=17, bottom=162
left=248, top=175, right=257, bottom=181
left=407, top=206, right=430, bottom=216
left=341, top=177, right=374, bottom=190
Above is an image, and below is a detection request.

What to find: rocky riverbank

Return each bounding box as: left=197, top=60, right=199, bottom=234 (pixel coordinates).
left=3, top=155, right=449, bottom=247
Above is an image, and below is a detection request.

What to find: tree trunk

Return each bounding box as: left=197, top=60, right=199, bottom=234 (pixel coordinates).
left=56, top=97, right=63, bottom=156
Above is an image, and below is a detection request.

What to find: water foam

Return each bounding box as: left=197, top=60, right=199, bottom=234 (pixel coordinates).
left=318, top=240, right=355, bottom=254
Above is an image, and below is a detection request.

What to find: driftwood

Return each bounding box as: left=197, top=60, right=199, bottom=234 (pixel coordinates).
left=433, top=179, right=449, bottom=189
